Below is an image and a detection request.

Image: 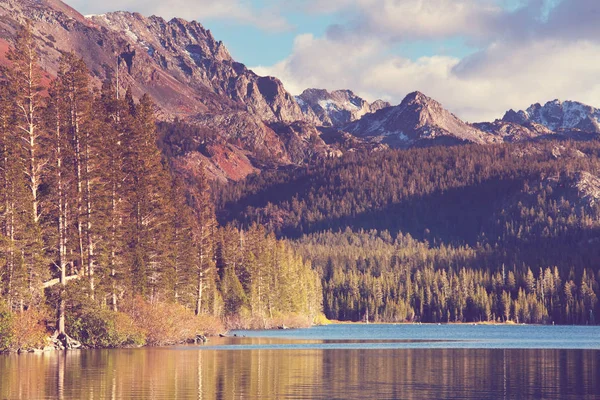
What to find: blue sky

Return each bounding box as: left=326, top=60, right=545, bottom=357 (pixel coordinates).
left=205, top=11, right=337, bottom=66
left=65, top=0, right=600, bottom=121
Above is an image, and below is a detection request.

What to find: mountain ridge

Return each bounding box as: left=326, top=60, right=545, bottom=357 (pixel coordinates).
left=341, top=91, right=500, bottom=148
left=503, top=99, right=600, bottom=133
left=2, top=0, right=600, bottom=181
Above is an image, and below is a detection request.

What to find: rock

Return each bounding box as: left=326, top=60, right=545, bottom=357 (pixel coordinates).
left=51, top=332, right=82, bottom=350
left=195, top=334, right=208, bottom=344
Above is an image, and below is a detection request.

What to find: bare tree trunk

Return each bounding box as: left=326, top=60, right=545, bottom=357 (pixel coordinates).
left=195, top=243, right=204, bottom=316
left=56, top=105, right=68, bottom=335
left=85, top=135, right=95, bottom=300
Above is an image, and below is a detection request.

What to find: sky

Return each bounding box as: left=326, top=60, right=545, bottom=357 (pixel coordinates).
left=64, top=0, right=600, bottom=122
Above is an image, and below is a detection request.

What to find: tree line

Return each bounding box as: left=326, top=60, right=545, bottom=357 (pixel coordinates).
left=296, top=229, right=598, bottom=324
left=0, top=24, right=321, bottom=350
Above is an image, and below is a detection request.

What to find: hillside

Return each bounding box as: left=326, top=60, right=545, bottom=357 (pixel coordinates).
left=215, top=139, right=600, bottom=266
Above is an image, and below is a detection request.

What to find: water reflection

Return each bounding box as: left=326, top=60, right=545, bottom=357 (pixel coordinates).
left=1, top=344, right=599, bottom=399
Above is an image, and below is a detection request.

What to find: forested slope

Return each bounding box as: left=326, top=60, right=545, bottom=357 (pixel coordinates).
left=216, top=141, right=600, bottom=323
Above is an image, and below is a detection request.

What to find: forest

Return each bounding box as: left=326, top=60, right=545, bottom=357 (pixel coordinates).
left=216, top=137, right=600, bottom=324
left=0, top=25, right=321, bottom=352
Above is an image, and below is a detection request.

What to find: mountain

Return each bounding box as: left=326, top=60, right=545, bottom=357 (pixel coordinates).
left=503, top=99, right=600, bottom=133
left=0, top=0, right=304, bottom=121
left=343, top=91, right=499, bottom=148
left=88, top=12, right=306, bottom=123
left=0, top=0, right=348, bottom=182
left=296, top=89, right=390, bottom=127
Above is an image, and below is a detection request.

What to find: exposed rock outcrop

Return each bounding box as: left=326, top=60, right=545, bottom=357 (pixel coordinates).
left=296, top=89, right=390, bottom=127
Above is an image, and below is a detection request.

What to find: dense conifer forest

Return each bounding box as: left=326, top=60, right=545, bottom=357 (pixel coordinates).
left=216, top=141, right=600, bottom=324
left=0, top=25, right=321, bottom=352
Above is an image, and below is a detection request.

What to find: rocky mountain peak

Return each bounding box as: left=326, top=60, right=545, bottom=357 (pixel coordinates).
left=296, top=88, right=390, bottom=127
left=502, top=99, right=600, bottom=133
left=343, top=91, right=498, bottom=148
left=402, top=91, right=431, bottom=104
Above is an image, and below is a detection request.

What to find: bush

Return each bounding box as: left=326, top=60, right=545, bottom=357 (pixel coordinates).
left=313, top=313, right=331, bottom=326
left=67, top=305, right=146, bottom=348
left=0, top=303, right=49, bottom=352
left=195, top=313, right=225, bottom=337
left=11, top=308, right=49, bottom=350
left=223, top=311, right=315, bottom=330
left=0, top=302, right=14, bottom=351
left=122, top=297, right=224, bottom=346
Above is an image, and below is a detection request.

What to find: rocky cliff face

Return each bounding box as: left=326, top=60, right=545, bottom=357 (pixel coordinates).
left=503, top=100, right=600, bottom=134
left=89, top=12, right=306, bottom=123
left=343, top=91, right=498, bottom=148
left=296, top=89, right=390, bottom=127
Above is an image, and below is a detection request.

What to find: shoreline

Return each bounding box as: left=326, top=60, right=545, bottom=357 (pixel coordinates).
left=3, top=320, right=594, bottom=355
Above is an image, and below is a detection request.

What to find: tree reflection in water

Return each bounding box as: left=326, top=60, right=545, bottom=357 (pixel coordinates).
left=1, top=344, right=599, bottom=399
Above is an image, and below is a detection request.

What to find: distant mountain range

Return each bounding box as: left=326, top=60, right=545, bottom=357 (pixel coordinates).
left=1, top=0, right=599, bottom=182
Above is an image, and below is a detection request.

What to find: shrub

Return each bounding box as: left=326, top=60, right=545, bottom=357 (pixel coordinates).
left=123, top=297, right=223, bottom=346
left=313, top=313, right=331, bottom=326
left=0, top=302, right=14, bottom=351
left=11, top=308, right=48, bottom=350
left=195, top=313, right=225, bottom=337
left=67, top=304, right=146, bottom=348
left=0, top=303, right=49, bottom=352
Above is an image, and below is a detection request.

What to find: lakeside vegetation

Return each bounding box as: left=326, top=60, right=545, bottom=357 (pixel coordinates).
left=296, top=230, right=598, bottom=324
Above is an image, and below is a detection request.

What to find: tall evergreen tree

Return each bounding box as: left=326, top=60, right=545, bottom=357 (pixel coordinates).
left=5, top=23, right=47, bottom=309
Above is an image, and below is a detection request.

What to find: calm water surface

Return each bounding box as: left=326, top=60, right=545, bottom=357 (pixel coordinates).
left=1, top=324, right=599, bottom=399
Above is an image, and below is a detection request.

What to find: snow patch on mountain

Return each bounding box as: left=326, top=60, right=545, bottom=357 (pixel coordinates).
left=296, top=89, right=390, bottom=127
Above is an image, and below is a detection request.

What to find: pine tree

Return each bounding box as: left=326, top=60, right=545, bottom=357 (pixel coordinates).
left=5, top=23, right=48, bottom=309
left=0, top=81, right=30, bottom=310
left=185, top=165, right=217, bottom=315
left=122, top=94, right=173, bottom=300
left=97, top=79, right=127, bottom=310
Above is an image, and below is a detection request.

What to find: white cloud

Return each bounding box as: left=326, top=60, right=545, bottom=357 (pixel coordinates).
left=350, top=0, right=503, bottom=41
left=64, top=0, right=291, bottom=32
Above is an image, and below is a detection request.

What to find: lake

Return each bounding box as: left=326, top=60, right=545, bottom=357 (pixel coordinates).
left=1, top=324, right=599, bottom=399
